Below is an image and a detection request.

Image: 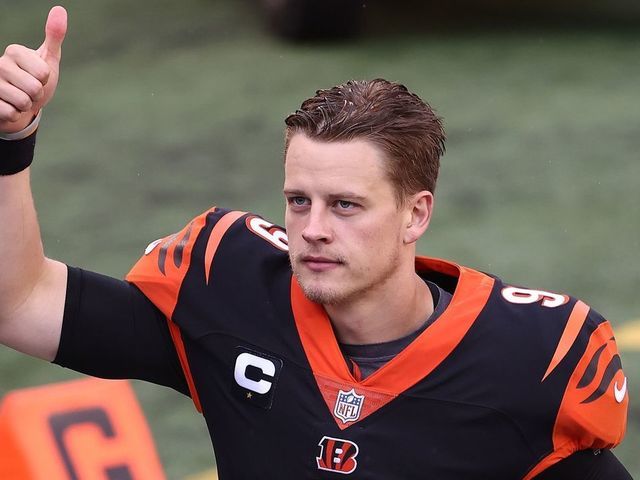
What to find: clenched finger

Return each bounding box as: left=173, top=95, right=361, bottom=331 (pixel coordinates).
left=0, top=63, right=45, bottom=104
left=0, top=82, right=34, bottom=113
left=3, top=44, right=50, bottom=85
left=0, top=100, right=21, bottom=123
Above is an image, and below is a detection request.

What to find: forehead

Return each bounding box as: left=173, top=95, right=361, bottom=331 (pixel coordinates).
left=284, top=134, right=393, bottom=196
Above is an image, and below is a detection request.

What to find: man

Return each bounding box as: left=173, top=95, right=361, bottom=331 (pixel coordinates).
left=0, top=6, right=632, bottom=479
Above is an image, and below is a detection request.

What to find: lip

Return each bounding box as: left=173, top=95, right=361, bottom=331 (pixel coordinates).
left=301, top=255, right=341, bottom=272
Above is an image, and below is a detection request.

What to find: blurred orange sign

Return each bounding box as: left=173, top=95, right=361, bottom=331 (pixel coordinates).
left=0, top=378, right=166, bottom=479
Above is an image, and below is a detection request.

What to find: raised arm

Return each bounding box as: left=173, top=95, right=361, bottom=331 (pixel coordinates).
left=0, top=6, right=68, bottom=361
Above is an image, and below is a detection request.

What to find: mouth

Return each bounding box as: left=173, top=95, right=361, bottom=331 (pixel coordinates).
left=300, top=255, right=343, bottom=272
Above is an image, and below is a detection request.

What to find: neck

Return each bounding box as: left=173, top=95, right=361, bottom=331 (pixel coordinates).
left=325, top=267, right=434, bottom=345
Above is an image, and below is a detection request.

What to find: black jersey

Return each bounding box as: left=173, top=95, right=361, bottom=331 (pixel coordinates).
left=125, top=207, right=628, bottom=479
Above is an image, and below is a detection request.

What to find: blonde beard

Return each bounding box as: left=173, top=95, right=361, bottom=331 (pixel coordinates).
left=290, top=245, right=402, bottom=306
left=297, top=279, right=345, bottom=305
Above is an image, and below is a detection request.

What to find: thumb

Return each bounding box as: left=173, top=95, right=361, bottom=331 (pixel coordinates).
left=37, top=6, right=67, bottom=63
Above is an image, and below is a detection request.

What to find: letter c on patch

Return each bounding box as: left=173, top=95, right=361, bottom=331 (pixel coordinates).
left=234, top=352, right=276, bottom=394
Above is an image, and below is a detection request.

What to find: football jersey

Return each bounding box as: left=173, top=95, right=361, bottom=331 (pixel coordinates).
left=126, top=207, right=628, bottom=479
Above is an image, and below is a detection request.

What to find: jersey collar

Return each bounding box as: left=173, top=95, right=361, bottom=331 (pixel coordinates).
left=291, top=256, right=495, bottom=428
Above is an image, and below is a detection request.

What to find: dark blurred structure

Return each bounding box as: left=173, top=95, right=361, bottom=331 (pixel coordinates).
left=259, top=0, right=364, bottom=40
left=258, top=0, right=640, bottom=40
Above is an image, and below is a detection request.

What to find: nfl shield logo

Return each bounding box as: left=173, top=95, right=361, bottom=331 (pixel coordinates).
left=334, top=388, right=365, bottom=424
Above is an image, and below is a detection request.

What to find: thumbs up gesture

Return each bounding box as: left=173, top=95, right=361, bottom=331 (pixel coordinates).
left=0, top=6, right=67, bottom=134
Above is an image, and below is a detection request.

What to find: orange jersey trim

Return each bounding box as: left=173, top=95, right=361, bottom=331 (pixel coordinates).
left=167, top=321, right=202, bottom=412
left=291, top=256, right=495, bottom=429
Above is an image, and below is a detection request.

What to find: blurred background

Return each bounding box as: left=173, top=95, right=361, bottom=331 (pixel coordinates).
left=1, top=0, right=639, bottom=478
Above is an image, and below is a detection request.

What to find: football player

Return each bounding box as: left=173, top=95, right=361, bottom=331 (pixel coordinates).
left=0, top=6, right=631, bottom=479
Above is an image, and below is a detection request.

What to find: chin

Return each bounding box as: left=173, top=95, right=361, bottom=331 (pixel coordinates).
left=296, top=275, right=348, bottom=305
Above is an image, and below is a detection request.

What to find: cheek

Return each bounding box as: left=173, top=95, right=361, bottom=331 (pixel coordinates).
left=284, top=218, right=305, bottom=257
left=360, top=214, right=404, bottom=246
left=284, top=212, right=298, bottom=238
left=346, top=222, right=399, bottom=260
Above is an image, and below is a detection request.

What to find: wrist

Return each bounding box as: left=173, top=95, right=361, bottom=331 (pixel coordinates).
left=0, top=115, right=40, bottom=176
left=0, top=110, right=42, bottom=141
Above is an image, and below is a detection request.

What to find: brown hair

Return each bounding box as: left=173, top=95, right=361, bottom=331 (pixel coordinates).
left=284, top=78, right=446, bottom=203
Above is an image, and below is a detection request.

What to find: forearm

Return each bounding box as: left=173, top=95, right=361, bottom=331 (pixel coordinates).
left=0, top=136, right=46, bottom=321
left=0, top=130, right=67, bottom=361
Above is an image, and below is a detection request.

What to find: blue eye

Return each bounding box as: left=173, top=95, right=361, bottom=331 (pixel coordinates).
left=289, top=197, right=308, bottom=206
left=337, top=200, right=353, bottom=209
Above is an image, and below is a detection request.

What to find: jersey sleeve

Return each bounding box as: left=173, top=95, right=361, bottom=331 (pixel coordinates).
left=553, top=309, right=628, bottom=447
left=534, top=449, right=632, bottom=480
left=54, top=266, right=188, bottom=395
left=525, top=305, right=628, bottom=479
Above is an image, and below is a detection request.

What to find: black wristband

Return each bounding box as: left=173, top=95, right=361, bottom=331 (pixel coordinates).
left=0, top=129, right=38, bottom=176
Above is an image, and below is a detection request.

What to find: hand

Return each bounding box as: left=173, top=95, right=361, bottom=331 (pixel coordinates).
left=0, top=6, right=67, bottom=134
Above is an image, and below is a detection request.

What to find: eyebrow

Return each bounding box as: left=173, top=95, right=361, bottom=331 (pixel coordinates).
left=327, top=193, right=367, bottom=202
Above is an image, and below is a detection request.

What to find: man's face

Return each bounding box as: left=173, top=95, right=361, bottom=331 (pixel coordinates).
left=284, top=134, right=410, bottom=306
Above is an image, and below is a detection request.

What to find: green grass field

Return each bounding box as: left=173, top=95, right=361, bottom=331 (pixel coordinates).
left=1, top=1, right=639, bottom=478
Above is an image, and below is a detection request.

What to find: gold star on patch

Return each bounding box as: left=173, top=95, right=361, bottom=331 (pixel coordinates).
left=246, top=392, right=252, bottom=399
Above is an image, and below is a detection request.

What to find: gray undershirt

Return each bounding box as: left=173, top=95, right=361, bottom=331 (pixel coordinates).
left=339, top=280, right=453, bottom=380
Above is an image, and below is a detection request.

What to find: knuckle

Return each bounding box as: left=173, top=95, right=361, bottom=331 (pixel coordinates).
left=4, top=44, right=19, bottom=56
left=16, top=94, right=32, bottom=112
left=32, top=88, right=44, bottom=101
left=0, top=102, right=20, bottom=122
left=36, top=68, right=51, bottom=85
left=4, top=44, right=26, bottom=59
left=24, top=82, right=43, bottom=101
left=31, top=58, right=51, bottom=84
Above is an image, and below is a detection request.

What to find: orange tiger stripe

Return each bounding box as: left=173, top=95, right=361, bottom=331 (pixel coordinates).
left=542, top=301, right=590, bottom=381
left=204, top=211, right=247, bottom=285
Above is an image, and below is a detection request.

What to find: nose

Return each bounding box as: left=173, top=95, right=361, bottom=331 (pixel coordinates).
left=301, top=207, right=333, bottom=244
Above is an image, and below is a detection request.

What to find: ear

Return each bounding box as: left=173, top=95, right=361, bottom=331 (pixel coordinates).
left=403, top=191, right=434, bottom=245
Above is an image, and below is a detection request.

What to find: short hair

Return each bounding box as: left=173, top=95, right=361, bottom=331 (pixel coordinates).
left=284, top=79, right=446, bottom=204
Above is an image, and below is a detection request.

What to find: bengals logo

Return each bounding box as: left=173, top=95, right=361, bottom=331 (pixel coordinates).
left=316, top=436, right=359, bottom=474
